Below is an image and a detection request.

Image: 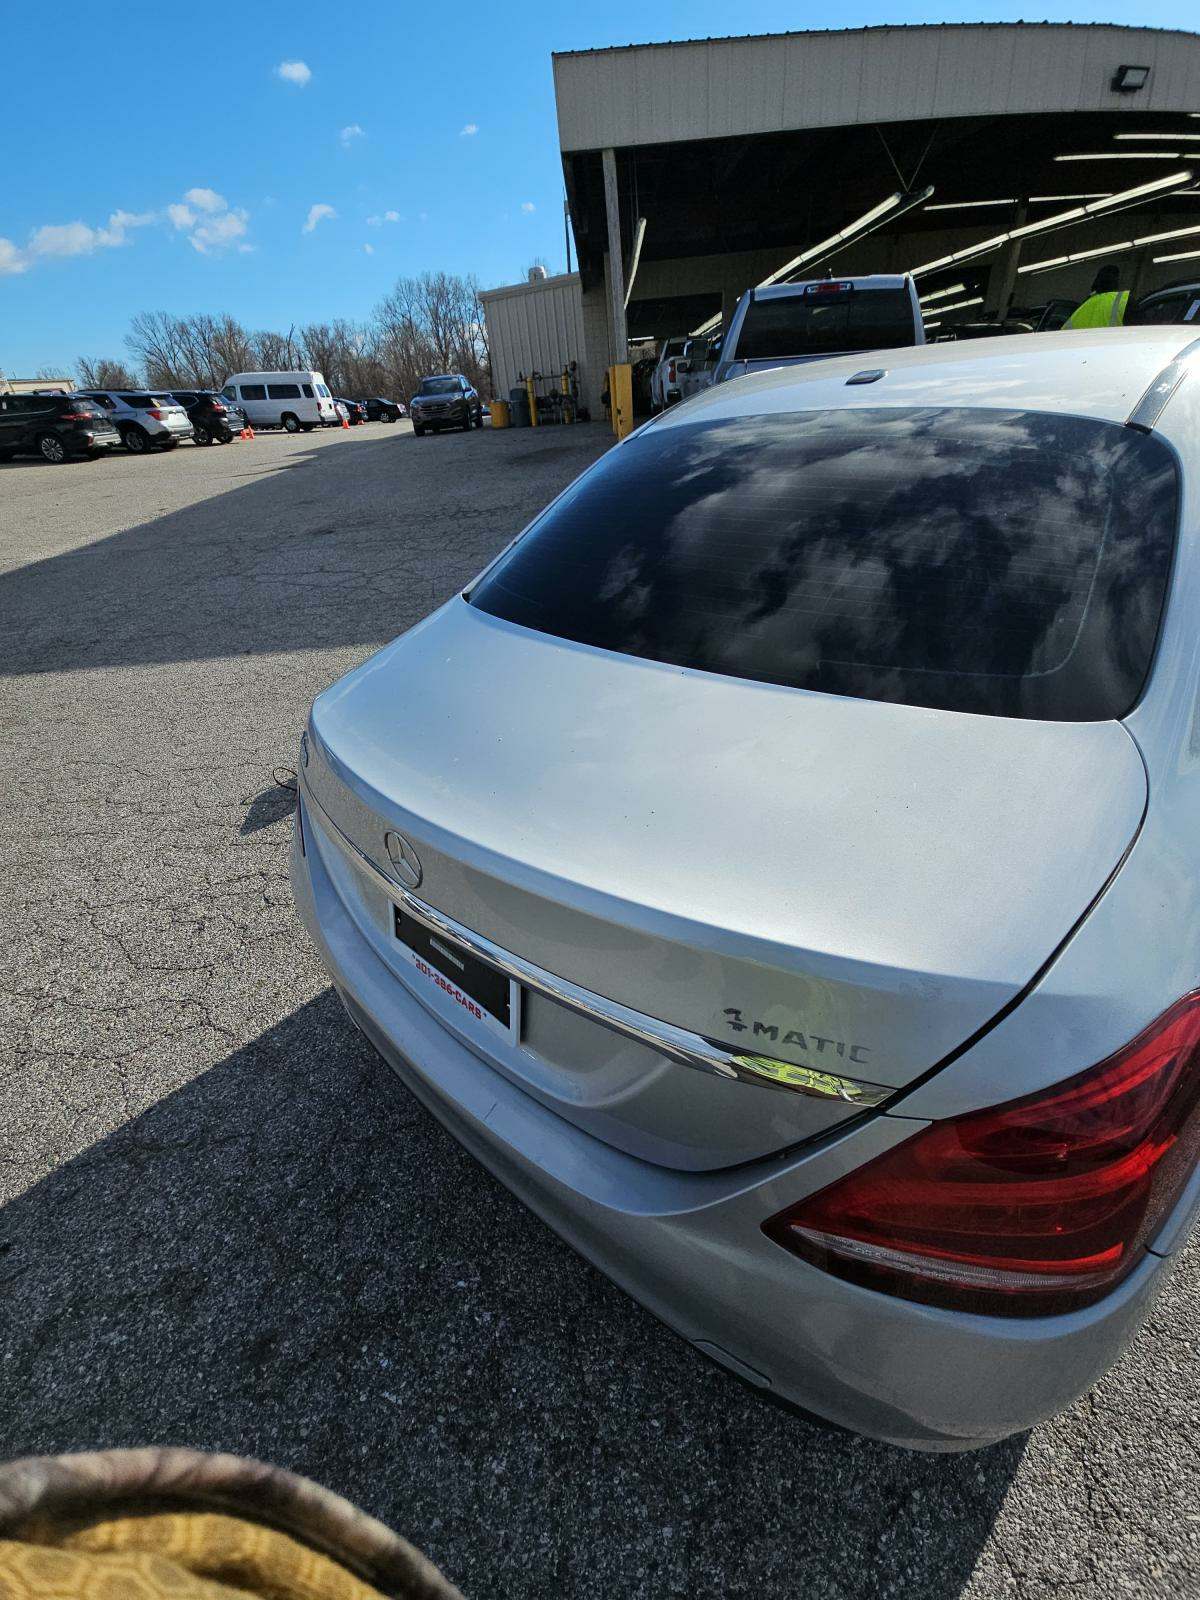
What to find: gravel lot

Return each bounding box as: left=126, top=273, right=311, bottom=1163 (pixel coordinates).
left=2, top=421, right=1198, bottom=1599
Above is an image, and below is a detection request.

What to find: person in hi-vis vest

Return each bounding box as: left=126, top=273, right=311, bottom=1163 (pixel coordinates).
left=1064, top=264, right=1130, bottom=329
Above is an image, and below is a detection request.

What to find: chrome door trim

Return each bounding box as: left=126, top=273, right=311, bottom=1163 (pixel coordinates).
left=303, top=780, right=893, bottom=1108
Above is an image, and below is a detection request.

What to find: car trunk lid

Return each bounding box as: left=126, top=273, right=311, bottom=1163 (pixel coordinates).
left=302, top=600, right=1147, bottom=1171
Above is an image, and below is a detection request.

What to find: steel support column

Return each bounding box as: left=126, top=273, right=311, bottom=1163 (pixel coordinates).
left=602, top=147, right=628, bottom=364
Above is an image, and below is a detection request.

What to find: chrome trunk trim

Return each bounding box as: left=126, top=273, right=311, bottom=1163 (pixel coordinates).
left=302, top=778, right=893, bottom=1108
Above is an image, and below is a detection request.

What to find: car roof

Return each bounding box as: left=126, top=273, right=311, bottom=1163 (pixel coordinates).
left=752, top=275, right=910, bottom=300
left=665, top=327, right=1197, bottom=429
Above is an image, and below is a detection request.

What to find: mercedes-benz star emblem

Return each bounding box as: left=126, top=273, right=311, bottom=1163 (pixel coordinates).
left=384, top=830, right=423, bottom=890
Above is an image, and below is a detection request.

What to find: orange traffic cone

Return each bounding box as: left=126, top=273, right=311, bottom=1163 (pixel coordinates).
left=246, top=426, right=255, bottom=439
left=341, top=415, right=349, bottom=430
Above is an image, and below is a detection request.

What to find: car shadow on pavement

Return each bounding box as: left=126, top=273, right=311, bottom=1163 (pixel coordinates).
left=1, top=427, right=614, bottom=679
left=0, top=988, right=1024, bottom=1600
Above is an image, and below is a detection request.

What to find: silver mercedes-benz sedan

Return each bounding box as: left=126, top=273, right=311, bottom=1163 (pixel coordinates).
left=292, top=327, right=1200, bottom=1450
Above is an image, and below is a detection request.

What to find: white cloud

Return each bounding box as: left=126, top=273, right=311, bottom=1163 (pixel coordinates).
left=1, top=195, right=244, bottom=272
left=166, top=190, right=250, bottom=254
left=303, top=203, right=337, bottom=234
left=184, top=187, right=226, bottom=213
left=26, top=209, right=155, bottom=260
left=460, top=123, right=478, bottom=137
left=276, top=59, right=312, bottom=87
left=520, top=201, right=536, bottom=213
left=363, top=242, right=375, bottom=255
left=366, top=209, right=401, bottom=226
left=340, top=124, right=365, bottom=147
left=0, top=238, right=27, bottom=275
left=190, top=208, right=249, bottom=254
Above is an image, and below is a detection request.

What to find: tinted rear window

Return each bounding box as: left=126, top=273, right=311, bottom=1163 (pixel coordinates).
left=240, top=384, right=266, bottom=400
left=267, top=383, right=301, bottom=399
left=419, top=378, right=460, bottom=395
left=470, top=408, right=1179, bottom=722
left=735, top=288, right=916, bottom=359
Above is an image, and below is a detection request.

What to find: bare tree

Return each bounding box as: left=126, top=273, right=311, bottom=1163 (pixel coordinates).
left=114, top=267, right=492, bottom=405
left=77, top=357, right=140, bottom=389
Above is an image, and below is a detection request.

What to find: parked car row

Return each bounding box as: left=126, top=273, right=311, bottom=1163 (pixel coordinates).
left=0, top=370, right=412, bottom=464
left=646, top=273, right=1200, bottom=411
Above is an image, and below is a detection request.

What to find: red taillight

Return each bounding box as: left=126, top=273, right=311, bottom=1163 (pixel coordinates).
left=148, top=408, right=164, bottom=421
left=59, top=411, right=93, bottom=422
left=210, top=403, right=226, bottom=414
left=667, top=360, right=676, bottom=381
left=764, top=994, right=1200, bottom=1317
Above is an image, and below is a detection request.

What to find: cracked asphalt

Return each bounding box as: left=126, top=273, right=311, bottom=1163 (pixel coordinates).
left=2, top=421, right=1198, bottom=1599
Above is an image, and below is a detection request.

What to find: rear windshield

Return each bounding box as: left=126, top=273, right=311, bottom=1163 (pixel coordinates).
left=419, top=378, right=460, bottom=395
left=735, top=288, right=916, bottom=359
left=469, top=408, right=1179, bottom=722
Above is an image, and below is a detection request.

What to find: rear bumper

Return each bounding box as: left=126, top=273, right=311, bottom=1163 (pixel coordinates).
left=291, top=790, right=1169, bottom=1451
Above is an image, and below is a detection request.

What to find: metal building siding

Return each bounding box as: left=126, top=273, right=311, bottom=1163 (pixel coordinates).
left=480, top=275, right=586, bottom=402
left=552, top=24, right=1200, bottom=151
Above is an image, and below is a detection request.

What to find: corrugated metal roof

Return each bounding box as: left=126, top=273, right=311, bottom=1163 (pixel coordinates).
left=553, top=23, right=1200, bottom=152
left=552, top=21, right=1199, bottom=60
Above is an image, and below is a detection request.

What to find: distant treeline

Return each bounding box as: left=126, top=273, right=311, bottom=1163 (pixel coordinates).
left=76, top=271, right=490, bottom=400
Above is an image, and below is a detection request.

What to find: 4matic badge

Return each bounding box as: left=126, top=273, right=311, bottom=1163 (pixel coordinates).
left=722, top=1007, right=872, bottom=1064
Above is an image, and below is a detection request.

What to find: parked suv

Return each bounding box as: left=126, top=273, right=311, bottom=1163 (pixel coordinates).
left=169, top=390, right=245, bottom=445
left=409, top=374, right=482, bottom=435
left=714, top=275, right=924, bottom=384
left=0, top=392, right=123, bottom=465
left=74, top=390, right=193, bottom=452
left=360, top=396, right=404, bottom=422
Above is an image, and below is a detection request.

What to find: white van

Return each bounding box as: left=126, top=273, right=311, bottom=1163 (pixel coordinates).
left=220, top=371, right=339, bottom=432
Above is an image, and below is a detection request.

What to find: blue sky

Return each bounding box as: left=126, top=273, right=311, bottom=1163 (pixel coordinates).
left=2, top=1, right=1197, bottom=375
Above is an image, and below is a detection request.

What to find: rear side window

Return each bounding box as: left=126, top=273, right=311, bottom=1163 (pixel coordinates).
left=119, top=394, right=155, bottom=408
left=267, top=383, right=301, bottom=399
left=240, top=384, right=266, bottom=400
left=316, top=384, right=331, bottom=397
left=735, top=287, right=916, bottom=359
left=470, top=408, right=1179, bottom=722
left=302, top=384, right=314, bottom=398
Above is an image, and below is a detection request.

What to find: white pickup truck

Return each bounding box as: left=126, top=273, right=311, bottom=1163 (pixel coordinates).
left=713, top=275, right=924, bottom=385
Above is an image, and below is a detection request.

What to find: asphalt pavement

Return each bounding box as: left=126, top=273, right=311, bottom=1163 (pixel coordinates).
left=2, top=420, right=1198, bottom=1598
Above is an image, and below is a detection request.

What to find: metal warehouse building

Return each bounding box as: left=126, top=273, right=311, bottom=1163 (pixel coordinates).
left=485, top=21, right=1200, bottom=418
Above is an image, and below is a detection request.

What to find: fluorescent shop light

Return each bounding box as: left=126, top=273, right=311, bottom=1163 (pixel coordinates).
left=1115, top=132, right=1200, bottom=142
left=918, top=282, right=967, bottom=303
left=1134, top=223, right=1200, bottom=245
left=931, top=296, right=984, bottom=314
left=759, top=186, right=934, bottom=289
left=1055, top=152, right=1181, bottom=161
left=911, top=169, right=1195, bottom=276
left=925, top=199, right=1016, bottom=211
left=690, top=186, right=935, bottom=335
left=1018, top=241, right=1134, bottom=275
left=1028, top=194, right=1109, bottom=203
left=1153, top=247, right=1200, bottom=262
